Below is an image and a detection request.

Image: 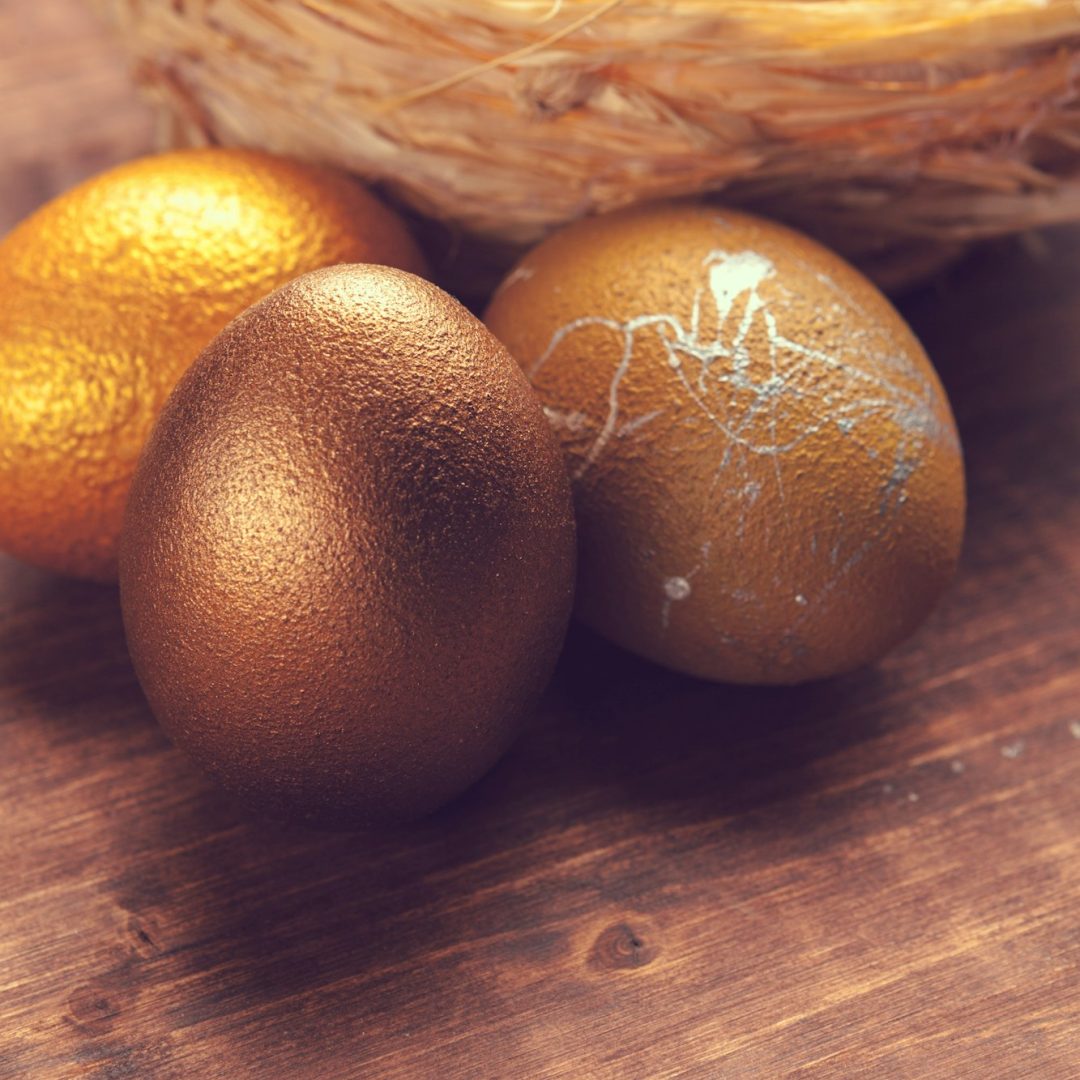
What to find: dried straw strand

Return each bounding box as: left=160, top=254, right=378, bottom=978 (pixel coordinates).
left=99, top=0, right=1080, bottom=289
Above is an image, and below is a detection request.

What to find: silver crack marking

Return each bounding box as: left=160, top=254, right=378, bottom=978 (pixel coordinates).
left=527, top=244, right=958, bottom=653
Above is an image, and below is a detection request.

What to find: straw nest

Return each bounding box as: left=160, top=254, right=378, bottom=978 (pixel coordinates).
left=100, top=0, right=1080, bottom=291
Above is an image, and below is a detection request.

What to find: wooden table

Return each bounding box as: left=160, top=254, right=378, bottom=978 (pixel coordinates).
left=2, top=4, right=1078, bottom=1077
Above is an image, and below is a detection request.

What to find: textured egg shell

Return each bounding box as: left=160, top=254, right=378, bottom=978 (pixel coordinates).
left=0, top=148, right=426, bottom=581
left=484, top=203, right=965, bottom=684
left=119, top=265, right=576, bottom=827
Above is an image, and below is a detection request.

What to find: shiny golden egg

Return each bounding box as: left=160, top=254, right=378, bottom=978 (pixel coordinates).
left=120, top=265, right=576, bottom=828
left=485, top=203, right=965, bottom=684
left=0, top=149, right=426, bottom=581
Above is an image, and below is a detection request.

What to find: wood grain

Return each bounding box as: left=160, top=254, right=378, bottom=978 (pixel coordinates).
left=1, top=3, right=1078, bottom=1077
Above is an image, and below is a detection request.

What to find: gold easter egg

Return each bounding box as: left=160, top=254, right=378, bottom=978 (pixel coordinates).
left=0, top=148, right=425, bottom=581
left=120, top=266, right=576, bottom=827
left=485, top=203, right=966, bottom=684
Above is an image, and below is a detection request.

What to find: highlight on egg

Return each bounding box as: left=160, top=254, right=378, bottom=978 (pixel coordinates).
left=119, top=264, right=576, bottom=828
left=485, top=202, right=966, bottom=685
left=0, top=148, right=426, bottom=582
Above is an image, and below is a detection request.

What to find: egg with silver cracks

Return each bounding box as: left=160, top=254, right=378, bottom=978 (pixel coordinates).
left=119, top=265, right=576, bottom=828
left=484, top=203, right=965, bottom=685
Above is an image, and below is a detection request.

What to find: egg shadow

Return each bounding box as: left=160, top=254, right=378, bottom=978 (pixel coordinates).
left=117, top=615, right=905, bottom=1033
left=472, top=627, right=895, bottom=827
left=899, top=233, right=1080, bottom=544
left=103, top=745, right=581, bottom=1031
left=0, top=558, right=150, bottom=730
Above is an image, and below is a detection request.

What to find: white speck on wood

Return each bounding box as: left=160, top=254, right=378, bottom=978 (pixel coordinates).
left=1001, top=739, right=1026, bottom=760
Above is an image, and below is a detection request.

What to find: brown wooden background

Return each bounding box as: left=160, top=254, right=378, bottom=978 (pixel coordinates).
left=1, top=2, right=1078, bottom=1077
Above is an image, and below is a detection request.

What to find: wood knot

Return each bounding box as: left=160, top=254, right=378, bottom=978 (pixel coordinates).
left=65, top=983, right=125, bottom=1036
left=64, top=955, right=140, bottom=1037
left=127, top=915, right=163, bottom=960
left=588, top=923, right=656, bottom=972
